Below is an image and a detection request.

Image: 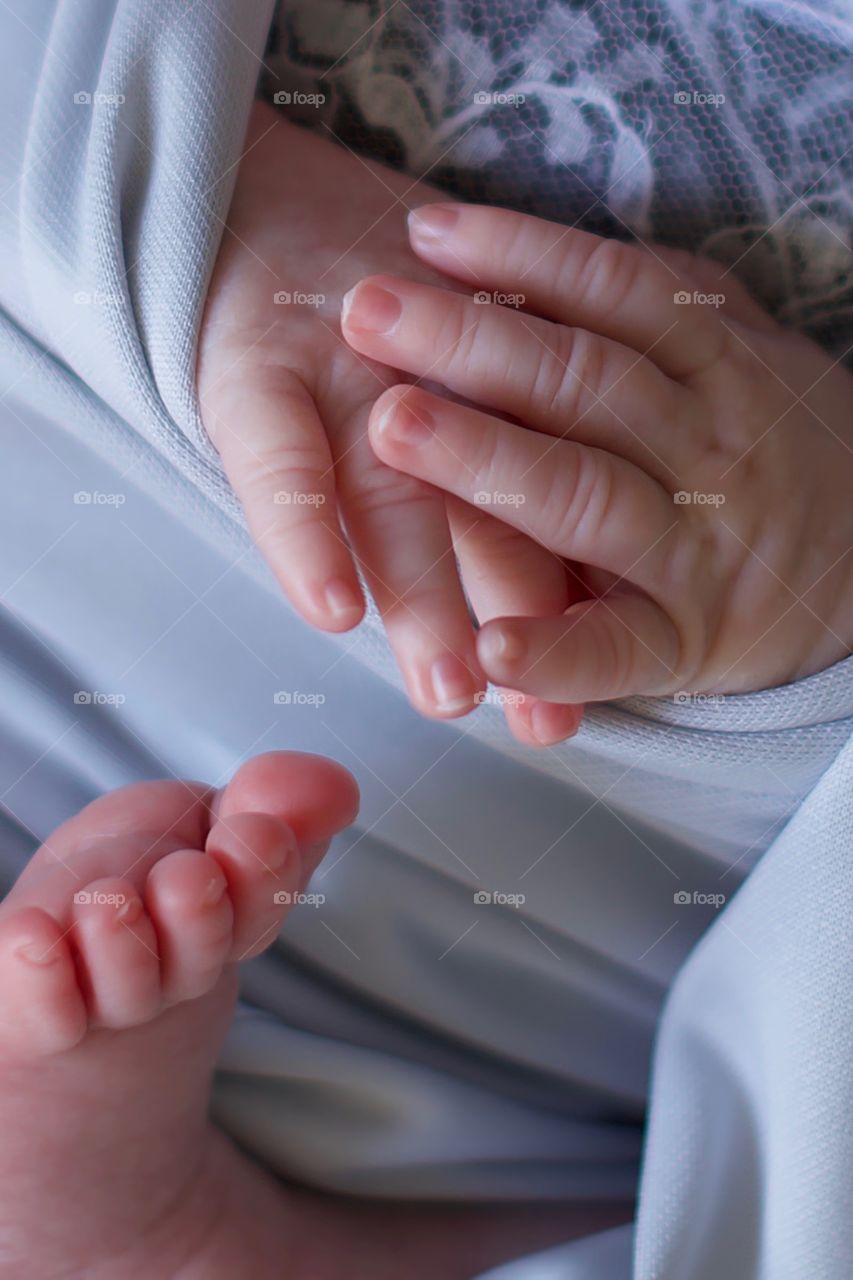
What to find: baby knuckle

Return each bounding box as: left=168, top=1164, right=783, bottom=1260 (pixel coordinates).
left=533, top=327, right=601, bottom=424
left=470, top=424, right=509, bottom=497
left=573, top=237, right=644, bottom=314
left=542, top=447, right=613, bottom=551
left=502, top=210, right=541, bottom=275
left=532, top=450, right=578, bottom=545
left=436, top=301, right=483, bottom=380
left=247, top=446, right=328, bottom=498
left=575, top=450, right=615, bottom=543
left=342, top=465, right=429, bottom=518
left=594, top=610, right=637, bottom=693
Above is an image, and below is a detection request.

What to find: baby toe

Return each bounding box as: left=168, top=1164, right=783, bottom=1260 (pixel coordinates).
left=71, top=879, right=161, bottom=1029
left=205, top=813, right=302, bottom=961
left=216, top=752, right=359, bottom=848
left=0, top=907, right=86, bottom=1058
left=144, top=849, right=234, bottom=1005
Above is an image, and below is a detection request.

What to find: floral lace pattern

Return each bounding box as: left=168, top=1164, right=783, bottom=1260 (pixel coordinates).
left=264, top=0, right=853, bottom=361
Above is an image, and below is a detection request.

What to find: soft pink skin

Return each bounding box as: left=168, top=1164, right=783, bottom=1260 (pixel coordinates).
left=341, top=202, right=853, bottom=707
left=197, top=104, right=485, bottom=723
left=0, top=753, right=627, bottom=1278
left=197, top=102, right=575, bottom=745
left=0, top=752, right=356, bottom=1278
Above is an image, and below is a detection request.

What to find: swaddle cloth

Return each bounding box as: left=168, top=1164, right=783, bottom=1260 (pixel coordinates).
left=0, top=3, right=851, bottom=1278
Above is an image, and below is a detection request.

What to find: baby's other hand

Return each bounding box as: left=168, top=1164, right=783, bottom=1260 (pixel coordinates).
left=197, top=103, right=485, bottom=719
left=342, top=204, right=853, bottom=710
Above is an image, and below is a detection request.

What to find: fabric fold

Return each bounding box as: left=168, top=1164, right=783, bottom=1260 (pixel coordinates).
left=2, top=0, right=275, bottom=470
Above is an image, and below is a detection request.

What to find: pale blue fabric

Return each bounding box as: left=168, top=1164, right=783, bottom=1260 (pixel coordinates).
left=0, top=4, right=851, bottom=1279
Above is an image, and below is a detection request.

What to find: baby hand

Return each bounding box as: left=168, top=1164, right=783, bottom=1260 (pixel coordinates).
left=197, top=104, right=485, bottom=719
left=342, top=203, right=853, bottom=706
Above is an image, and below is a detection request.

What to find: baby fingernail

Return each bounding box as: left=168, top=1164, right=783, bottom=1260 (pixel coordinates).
left=374, top=395, right=434, bottom=445
left=530, top=702, right=581, bottom=745
left=480, top=624, right=525, bottom=669
left=429, top=653, right=477, bottom=713
left=408, top=204, right=460, bottom=244
left=324, top=577, right=362, bottom=622
left=341, top=281, right=402, bottom=336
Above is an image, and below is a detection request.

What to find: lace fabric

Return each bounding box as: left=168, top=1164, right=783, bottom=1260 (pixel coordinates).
left=264, top=0, right=853, bottom=363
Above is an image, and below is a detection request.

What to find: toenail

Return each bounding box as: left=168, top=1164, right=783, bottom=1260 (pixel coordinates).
left=341, top=281, right=402, bottom=336
left=263, top=841, right=292, bottom=873
left=115, top=896, right=143, bottom=924
left=202, top=876, right=227, bottom=906
left=15, top=942, right=60, bottom=966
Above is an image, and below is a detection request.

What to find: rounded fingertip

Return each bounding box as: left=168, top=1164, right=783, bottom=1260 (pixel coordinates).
left=340, top=278, right=402, bottom=338
left=322, top=577, right=365, bottom=627
left=477, top=621, right=526, bottom=675
left=371, top=389, right=435, bottom=449
left=529, top=701, right=584, bottom=746
left=408, top=652, right=483, bottom=719
left=431, top=652, right=480, bottom=716
left=407, top=203, right=460, bottom=247
left=299, top=578, right=364, bottom=632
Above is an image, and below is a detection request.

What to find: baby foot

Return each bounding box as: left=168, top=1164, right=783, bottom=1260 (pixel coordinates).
left=0, top=752, right=358, bottom=1280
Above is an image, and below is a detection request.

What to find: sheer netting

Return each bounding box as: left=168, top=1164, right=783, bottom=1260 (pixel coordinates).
left=264, top=0, right=853, bottom=363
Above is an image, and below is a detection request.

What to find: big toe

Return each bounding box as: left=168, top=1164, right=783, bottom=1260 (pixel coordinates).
left=215, top=752, right=359, bottom=848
